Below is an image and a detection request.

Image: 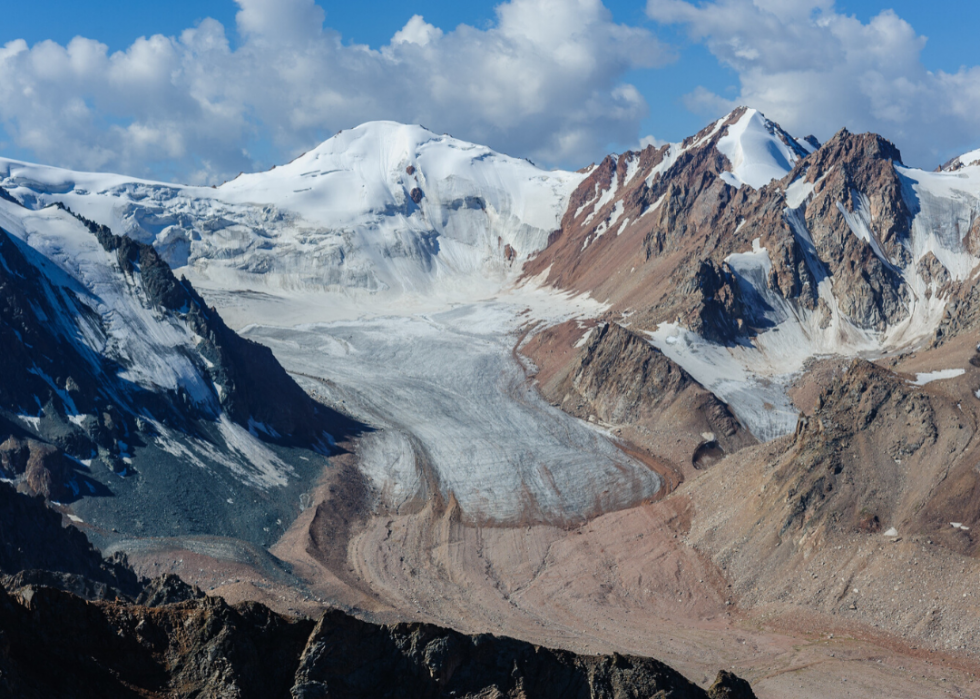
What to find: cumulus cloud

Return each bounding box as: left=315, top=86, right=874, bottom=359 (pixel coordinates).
left=639, top=134, right=668, bottom=150
left=647, top=0, right=980, bottom=167
left=0, top=0, right=670, bottom=182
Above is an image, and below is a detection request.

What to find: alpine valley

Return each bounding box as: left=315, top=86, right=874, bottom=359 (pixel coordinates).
left=3, top=108, right=980, bottom=697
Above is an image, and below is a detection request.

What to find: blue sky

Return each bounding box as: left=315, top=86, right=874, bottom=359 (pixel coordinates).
left=2, top=1, right=979, bottom=180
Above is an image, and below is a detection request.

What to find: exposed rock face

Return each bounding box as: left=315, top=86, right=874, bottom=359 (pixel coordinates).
left=22, top=441, right=73, bottom=501
left=0, top=584, right=314, bottom=699
left=777, top=360, right=939, bottom=537
left=66, top=205, right=338, bottom=447
left=0, top=582, right=755, bottom=699
left=137, top=573, right=208, bottom=607
left=523, top=109, right=920, bottom=344
left=293, top=609, right=735, bottom=699
left=679, top=354, right=980, bottom=647
left=931, top=276, right=980, bottom=344
left=1, top=569, right=134, bottom=602
left=559, top=323, right=747, bottom=444
left=0, top=481, right=141, bottom=598
left=939, top=151, right=980, bottom=172
left=1, top=437, right=80, bottom=501
left=785, top=129, right=911, bottom=330
left=0, top=437, right=64, bottom=497
left=916, top=252, right=951, bottom=298
left=687, top=260, right=748, bottom=345
left=707, top=671, right=758, bottom=699
left=523, top=322, right=755, bottom=473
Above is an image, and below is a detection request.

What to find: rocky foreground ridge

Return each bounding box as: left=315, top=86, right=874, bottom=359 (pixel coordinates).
left=0, top=480, right=757, bottom=699
left=0, top=584, right=756, bottom=699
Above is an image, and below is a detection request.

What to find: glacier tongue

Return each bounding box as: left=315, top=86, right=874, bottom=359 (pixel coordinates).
left=1, top=123, right=660, bottom=524
left=244, top=299, right=661, bottom=525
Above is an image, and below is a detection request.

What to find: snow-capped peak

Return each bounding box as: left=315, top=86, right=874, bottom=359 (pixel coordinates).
left=0, top=122, right=584, bottom=302
left=715, top=107, right=809, bottom=190
left=218, top=120, right=578, bottom=236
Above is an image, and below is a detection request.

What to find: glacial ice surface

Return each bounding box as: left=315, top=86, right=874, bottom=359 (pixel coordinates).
left=243, top=300, right=662, bottom=524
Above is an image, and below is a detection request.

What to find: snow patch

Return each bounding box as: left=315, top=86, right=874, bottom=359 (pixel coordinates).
left=17, top=415, right=41, bottom=432
left=716, top=109, right=801, bottom=190
left=574, top=327, right=595, bottom=348
left=912, top=369, right=965, bottom=386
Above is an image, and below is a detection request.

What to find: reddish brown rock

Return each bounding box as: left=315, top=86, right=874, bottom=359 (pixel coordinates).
left=0, top=438, right=72, bottom=501
left=524, top=112, right=917, bottom=343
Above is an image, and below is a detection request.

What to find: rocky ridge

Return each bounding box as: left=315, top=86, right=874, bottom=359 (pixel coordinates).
left=680, top=352, right=980, bottom=651
left=62, top=203, right=340, bottom=448
left=0, top=480, right=141, bottom=599
left=522, top=321, right=755, bottom=476
left=0, top=190, right=354, bottom=512
left=0, top=479, right=758, bottom=699
left=525, top=107, right=928, bottom=340
left=0, top=581, right=757, bottom=699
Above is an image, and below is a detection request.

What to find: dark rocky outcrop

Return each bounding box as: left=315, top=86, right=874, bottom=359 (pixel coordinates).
left=707, top=670, right=758, bottom=699
left=557, top=323, right=748, bottom=448
left=292, top=609, right=737, bottom=699
left=137, top=573, right=208, bottom=607
left=687, top=260, right=748, bottom=344
left=0, top=581, right=756, bottom=699
left=0, top=481, right=141, bottom=598
left=63, top=205, right=341, bottom=447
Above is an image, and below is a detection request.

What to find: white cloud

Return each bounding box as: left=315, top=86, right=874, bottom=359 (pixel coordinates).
left=639, top=134, right=667, bottom=150
left=647, top=0, right=980, bottom=167
left=0, top=0, right=670, bottom=182
left=391, top=16, right=443, bottom=46
left=235, top=0, right=326, bottom=42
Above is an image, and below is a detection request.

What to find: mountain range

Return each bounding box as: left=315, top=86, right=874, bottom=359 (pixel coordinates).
left=2, top=106, right=979, bottom=697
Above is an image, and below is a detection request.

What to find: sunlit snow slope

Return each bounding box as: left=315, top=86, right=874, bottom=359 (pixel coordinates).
left=0, top=123, right=583, bottom=300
